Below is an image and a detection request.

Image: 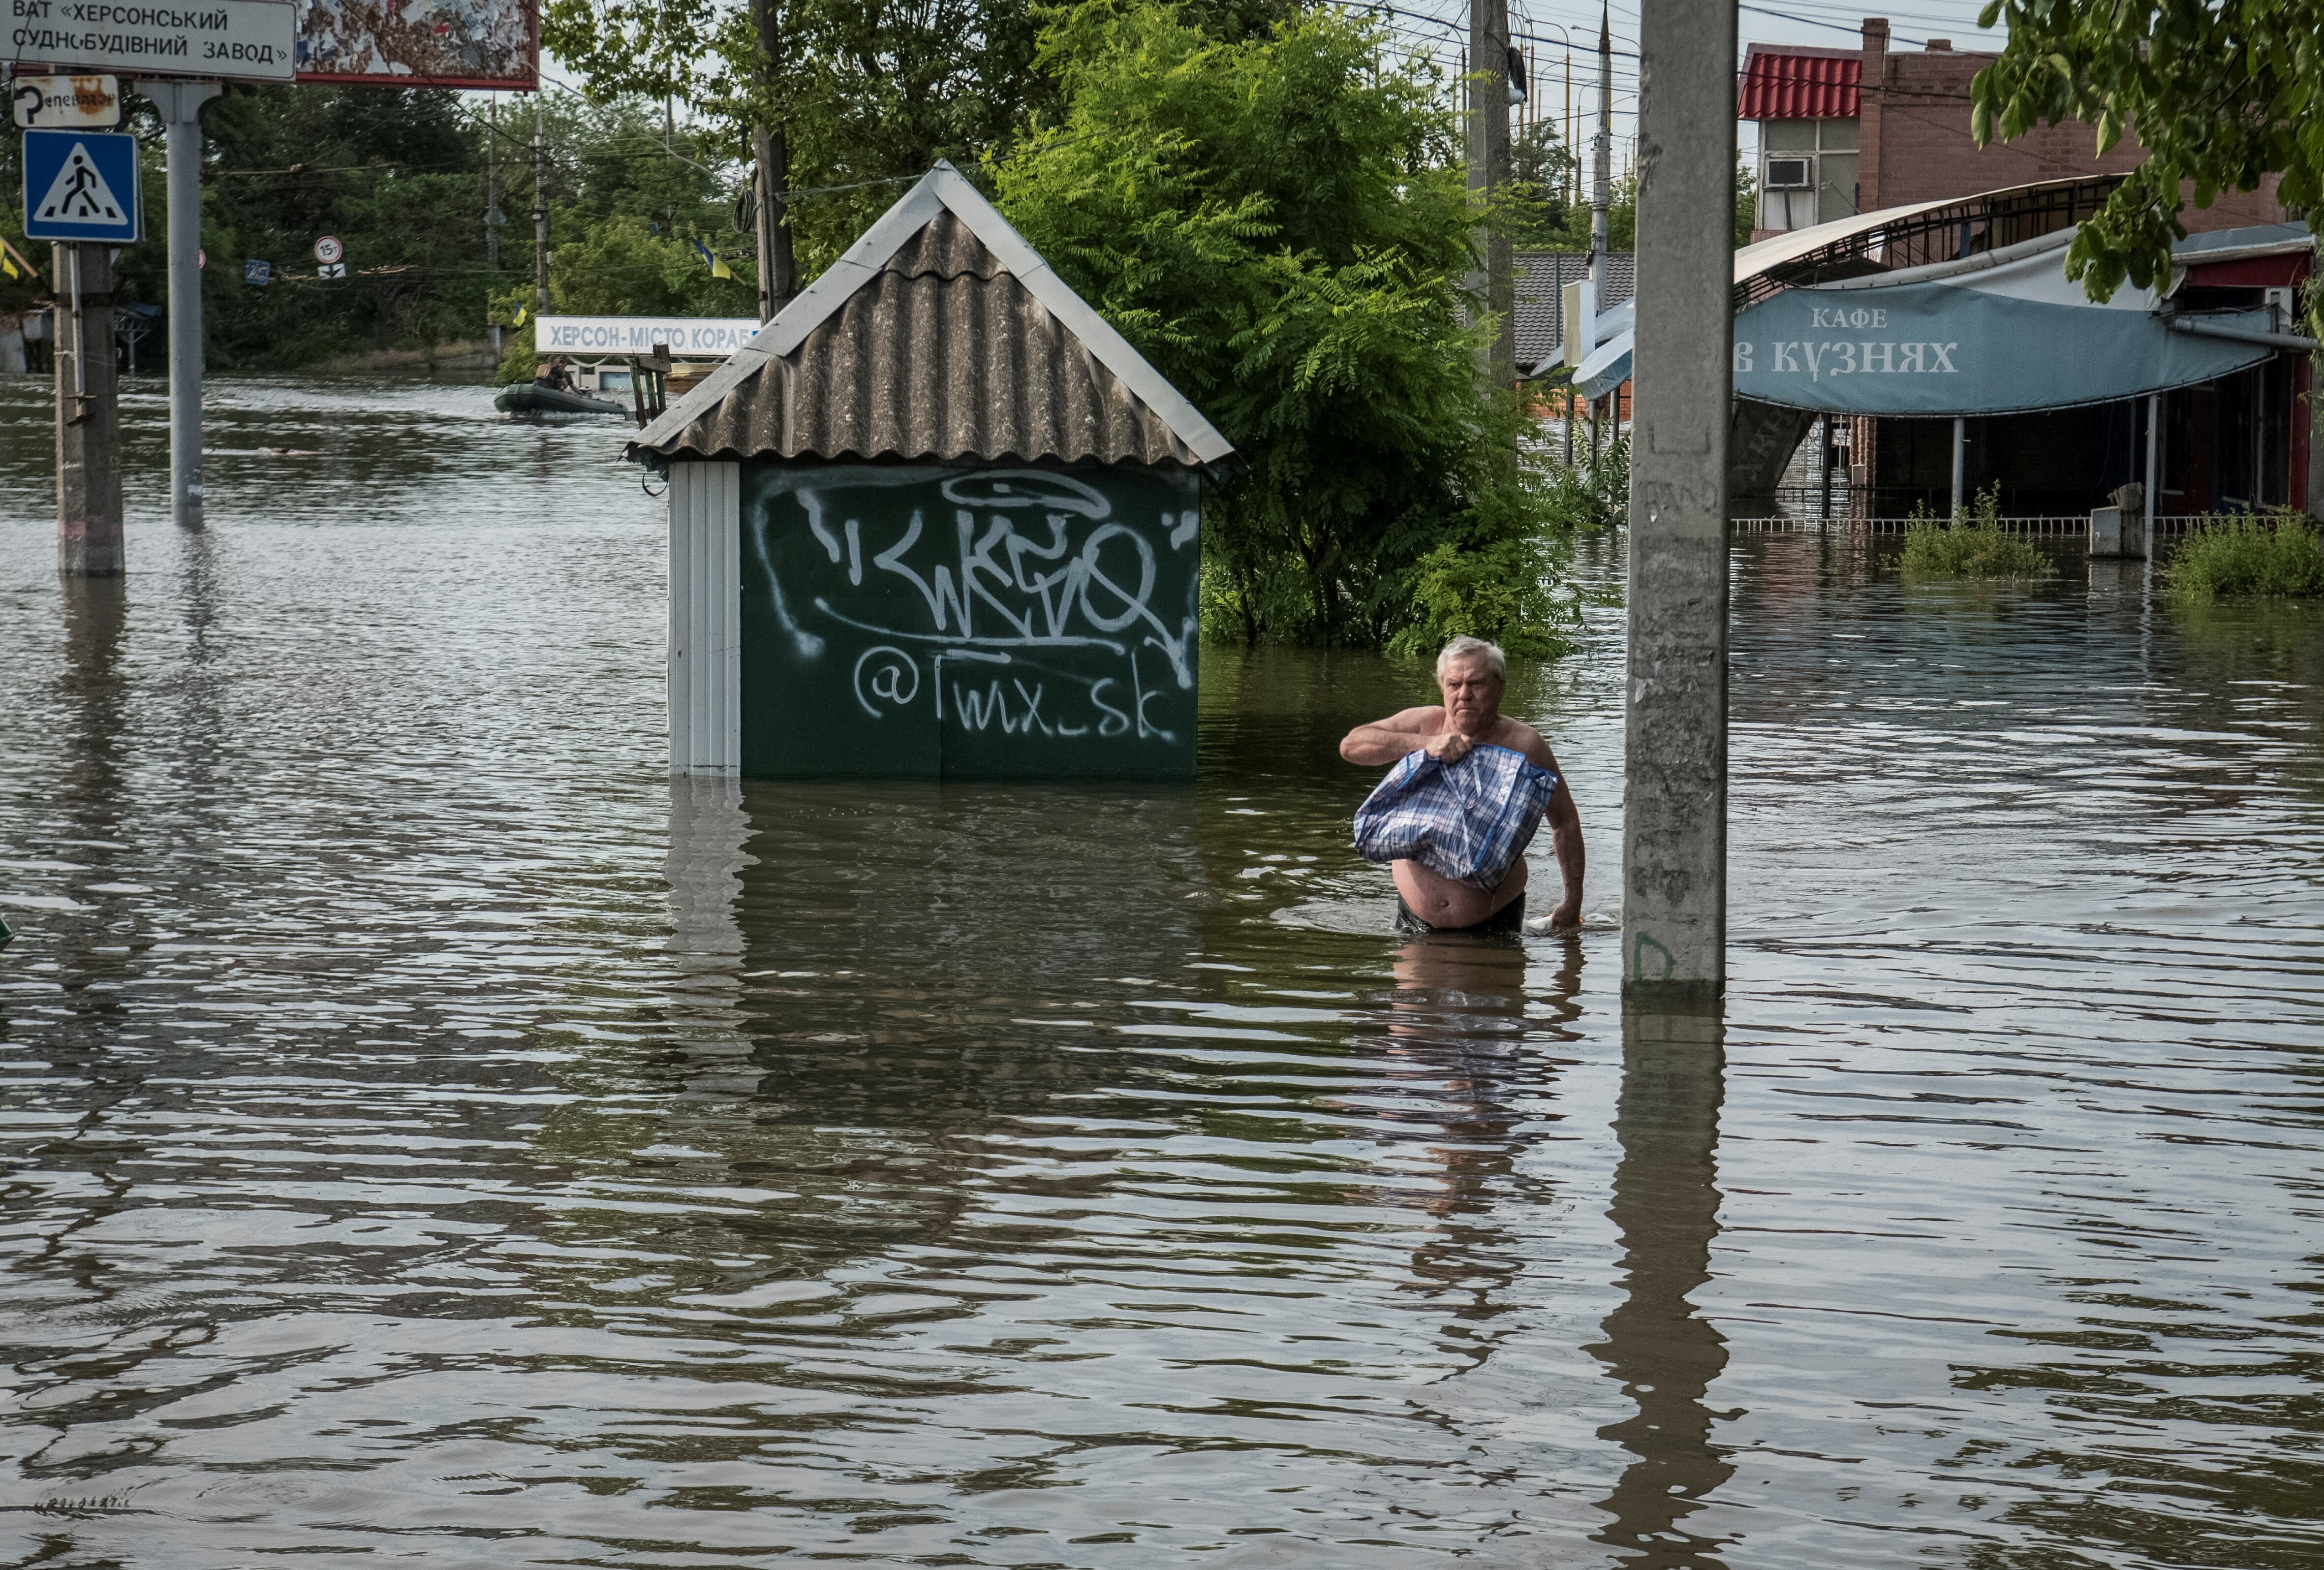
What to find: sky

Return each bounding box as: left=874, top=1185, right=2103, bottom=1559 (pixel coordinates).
left=1347, top=0, right=2012, bottom=178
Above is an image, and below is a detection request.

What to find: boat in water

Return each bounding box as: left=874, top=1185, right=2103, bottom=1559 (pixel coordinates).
left=495, top=383, right=627, bottom=418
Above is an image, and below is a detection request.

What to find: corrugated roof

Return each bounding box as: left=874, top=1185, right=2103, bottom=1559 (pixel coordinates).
left=1737, top=48, right=1859, bottom=120
left=1514, top=251, right=1634, bottom=369
left=630, top=163, right=1233, bottom=469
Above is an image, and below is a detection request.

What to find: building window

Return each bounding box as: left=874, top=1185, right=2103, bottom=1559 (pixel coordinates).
left=1757, top=118, right=1860, bottom=232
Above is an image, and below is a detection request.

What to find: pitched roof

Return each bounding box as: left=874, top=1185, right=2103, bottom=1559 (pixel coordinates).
left=1514, top=250, right=1634, bottom=369
left=629, top=162, right=1234, bottom=469
left=1737, top=47, right=1860, bottom=120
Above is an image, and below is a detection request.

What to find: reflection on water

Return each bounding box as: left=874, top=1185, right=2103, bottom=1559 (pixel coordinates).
left=1592, top=1002, right=1731, bottom=1570
left=2, top=376, right=2323, bottom=1566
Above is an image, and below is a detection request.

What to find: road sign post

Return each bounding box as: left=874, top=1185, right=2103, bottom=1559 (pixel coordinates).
left=52, top=241, right=122, bottom=576
left=137, top=79, right=221, bottom=529
left=23, top=131, right=138, bottom=578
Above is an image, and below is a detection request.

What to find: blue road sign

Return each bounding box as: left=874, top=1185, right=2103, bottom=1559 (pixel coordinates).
left=23, top=129, right=140, bottom=243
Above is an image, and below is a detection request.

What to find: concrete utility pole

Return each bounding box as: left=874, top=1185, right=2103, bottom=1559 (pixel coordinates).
left=534, top=94, right=550, bottom=312
left=1623, top=0, right=1738, bottom=1000
left=143, top=79, right=218, bottom=532
left=750, top=0, right=797, bottom=321
left=54, top=243, right=121, bottom=575
left=1589, top=7, right=1611, bottom=293
left=1467, top=0, right=1515, bottom=378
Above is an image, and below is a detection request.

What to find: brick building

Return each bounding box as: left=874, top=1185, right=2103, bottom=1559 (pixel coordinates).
left=1740, top=21, right=2291, bottom=244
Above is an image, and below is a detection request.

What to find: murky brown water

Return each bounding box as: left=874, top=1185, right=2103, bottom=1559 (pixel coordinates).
left=3, top=376, right=2322, bottom=1568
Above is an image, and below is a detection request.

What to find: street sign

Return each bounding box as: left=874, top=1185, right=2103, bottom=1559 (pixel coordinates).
left=22, top=129, right=139, bottom=243
left=10, top=74, right=120, bottom=129
left=2, top=0, right=297, bottom=82
left=313, top=235, right=342, bottom=264
left=244, top=258, right=270, bottom=285
left=317, top=261, right=346, bottom=280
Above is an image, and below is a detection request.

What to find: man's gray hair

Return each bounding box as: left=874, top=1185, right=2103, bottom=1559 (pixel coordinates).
left=1436, top=636, right=1506, bottom=680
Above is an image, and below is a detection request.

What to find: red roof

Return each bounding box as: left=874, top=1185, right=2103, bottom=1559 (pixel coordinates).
left=1738, top=49, right=1860, bottom=120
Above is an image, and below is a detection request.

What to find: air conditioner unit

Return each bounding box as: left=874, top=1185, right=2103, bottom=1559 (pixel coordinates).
left=1764, top=156, right=1812, bottom=190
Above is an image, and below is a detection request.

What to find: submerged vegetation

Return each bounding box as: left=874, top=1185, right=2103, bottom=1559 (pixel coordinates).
left=1899, top=486, right=2054, bottom=580
left=2166, top=513, right=2324, bottom=600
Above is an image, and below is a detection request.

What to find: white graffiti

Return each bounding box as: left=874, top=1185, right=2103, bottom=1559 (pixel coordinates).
left=760, top=471, right=1195, bottom=684
left=751, top=468, right=1198, bottom=747
left=852, top=645, right=919, bottom=718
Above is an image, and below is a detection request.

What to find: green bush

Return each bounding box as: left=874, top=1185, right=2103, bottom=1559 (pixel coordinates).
left=1899, top=484, right=2052, bottom=579
left=2165, top=512, right=2324, bottom=600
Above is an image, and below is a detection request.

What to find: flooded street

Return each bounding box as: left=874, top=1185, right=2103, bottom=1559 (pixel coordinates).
left=3, top=376, right=2321, bottom=1567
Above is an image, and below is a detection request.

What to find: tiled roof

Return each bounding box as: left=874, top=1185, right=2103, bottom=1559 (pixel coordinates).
left=1737, top=48, right=1860, bottom=120
left=631, top=165, right=1231, bottom=469
left=1513, top=250, right=1634, bottom=370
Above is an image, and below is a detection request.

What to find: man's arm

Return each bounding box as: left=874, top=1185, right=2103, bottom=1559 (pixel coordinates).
left=1340, top=706, right=1466, bottom=767
left=1527, top=735, right=1585, bottom=928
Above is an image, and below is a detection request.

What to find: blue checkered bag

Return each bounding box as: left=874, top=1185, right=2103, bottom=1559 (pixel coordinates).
left=1352, top=743, right=1558, bottom=890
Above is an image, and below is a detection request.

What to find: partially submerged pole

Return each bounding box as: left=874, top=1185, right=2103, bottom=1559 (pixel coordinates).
left=55, top=243, right=122, bottom=575
left=1622, top=0, right=1736, bottom=999
left=144, top=80, right=218, bottom=531
left=1949, top=416, right=1965, bottom=517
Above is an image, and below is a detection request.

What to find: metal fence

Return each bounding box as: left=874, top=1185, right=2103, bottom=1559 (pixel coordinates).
left=1729, top=514, right=2218, bottom=542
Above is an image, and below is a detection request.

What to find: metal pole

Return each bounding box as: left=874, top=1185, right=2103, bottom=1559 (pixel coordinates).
left=1623, top=0, right=1736, bottom=1000
left=55, top=243, right=122, bottom=575
left=2143, top=392, right=2160, bottom=560
left=1950, top=415, right=1965, bottom=517
left=1819, top=418, right=1831, bottom=525
left=1590, top=6, right=1611, bottom=292
left=141, top=80, right=218, bottom=532
left=534, top=94, right=550, bottom=312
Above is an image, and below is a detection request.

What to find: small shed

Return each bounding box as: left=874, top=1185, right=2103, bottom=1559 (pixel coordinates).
left=628, top=161, right=1234, bottom=780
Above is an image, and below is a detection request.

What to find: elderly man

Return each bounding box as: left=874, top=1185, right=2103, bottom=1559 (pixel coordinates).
left=1340, top=636, right=1585, bottom=934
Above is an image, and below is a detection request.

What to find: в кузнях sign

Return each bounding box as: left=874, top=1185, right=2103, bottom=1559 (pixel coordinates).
left=295, top=0, right=536, bottom=88
left=3, top=0, right=297, bottom=81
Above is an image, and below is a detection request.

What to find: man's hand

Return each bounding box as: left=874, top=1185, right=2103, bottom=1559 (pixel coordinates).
left=1423, top=731, right=1474, bottom=764
left=1545, top=895, right=1582, bottom=930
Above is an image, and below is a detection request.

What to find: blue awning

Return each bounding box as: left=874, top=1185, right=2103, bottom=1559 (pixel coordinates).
left=1574, top=222, right=2308, bottom=415
left=1729, top=229, right=2282, bottom=416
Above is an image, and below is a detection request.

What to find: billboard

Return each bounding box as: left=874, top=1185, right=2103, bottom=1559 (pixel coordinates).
left=296, top=0, right=538, bottom=88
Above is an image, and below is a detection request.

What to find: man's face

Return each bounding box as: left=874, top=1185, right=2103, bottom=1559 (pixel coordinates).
left=1439, top=657, right=1504, bottom=732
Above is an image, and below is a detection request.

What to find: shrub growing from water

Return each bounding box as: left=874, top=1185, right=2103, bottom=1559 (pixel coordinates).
left=2165, top=512, right=2324, bottom=600
left=1898, top=485, right=2053, bottom=579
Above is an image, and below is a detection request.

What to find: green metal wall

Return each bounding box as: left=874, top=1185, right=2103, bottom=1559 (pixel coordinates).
left=738, top=461, right=1201, bottom=779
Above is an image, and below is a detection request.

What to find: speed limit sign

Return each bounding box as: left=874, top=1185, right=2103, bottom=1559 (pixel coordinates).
left=313, top=235, right=344, bottom=265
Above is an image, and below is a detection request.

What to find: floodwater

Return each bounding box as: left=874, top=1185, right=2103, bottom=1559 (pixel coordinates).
left=2, top=376, right=2322, bottom=1569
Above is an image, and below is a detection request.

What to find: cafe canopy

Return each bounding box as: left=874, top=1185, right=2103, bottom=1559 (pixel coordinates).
left=1571, top=183, right=2310, bottom=414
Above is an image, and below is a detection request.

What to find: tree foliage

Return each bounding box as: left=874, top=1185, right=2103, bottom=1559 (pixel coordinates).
left=544, top=0, right=1296, bottom=280
left=0, top=87, right=750, bottom=371
left=992, top=0, right=1575, bottom=653
left=1970, top=0, right=2324, bottom=302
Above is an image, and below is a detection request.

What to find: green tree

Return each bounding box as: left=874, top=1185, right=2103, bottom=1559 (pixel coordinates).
left=1507, top=121, right=1577, bottom=246
left=1969, top=0, right=2323, bottom=301
left=993, top=0, right=1573, bottom=653
left=543, top=0, right=1297, bottom=283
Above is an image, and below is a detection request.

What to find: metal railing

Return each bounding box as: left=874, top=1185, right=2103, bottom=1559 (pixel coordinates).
left=1730, top=513, right=2218, bottom=540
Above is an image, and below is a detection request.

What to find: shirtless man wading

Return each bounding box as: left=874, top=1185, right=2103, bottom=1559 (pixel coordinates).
left=1339, top=636, right=1585, bottom=933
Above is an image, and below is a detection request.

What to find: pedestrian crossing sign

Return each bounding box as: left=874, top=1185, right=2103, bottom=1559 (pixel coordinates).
left=22, top=129, right=141, bottom=243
